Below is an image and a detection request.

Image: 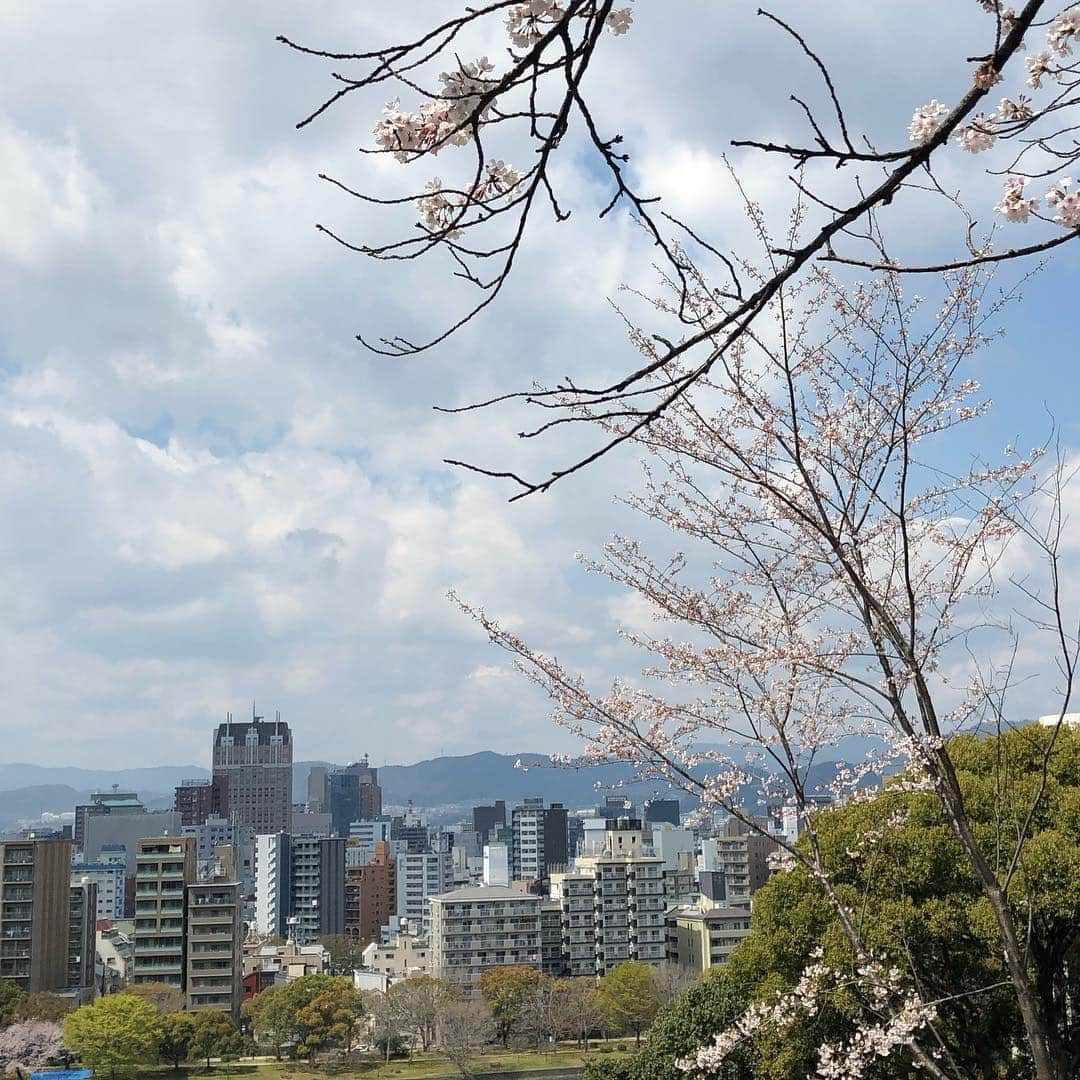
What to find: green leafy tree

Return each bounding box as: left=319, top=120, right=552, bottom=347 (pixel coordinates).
left=249, top=974, right=349, bottom=1058
left=295, top=984, right=366, bottom=1061
left=632, top=969, right=753, bottom=1080
left=596, top=962, right=661, bottom=1045
left=189, top=1012, right=243, bottom=1071
left=157, top=1013, right=195, bottom=1070
left=0, top=980, right=24, bottom=1027
left=477, top=965, right=542, bottom=1047
left=63, top=994, right=163, bottom=1080
left=720, top=725, right=1080, bottom=1079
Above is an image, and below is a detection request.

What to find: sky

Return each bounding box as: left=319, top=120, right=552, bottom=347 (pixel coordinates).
left=1, top=2, right=1078, bottom=769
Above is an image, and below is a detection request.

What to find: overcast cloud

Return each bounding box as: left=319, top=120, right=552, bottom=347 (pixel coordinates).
left=2, top=2, right=1078, bottom=768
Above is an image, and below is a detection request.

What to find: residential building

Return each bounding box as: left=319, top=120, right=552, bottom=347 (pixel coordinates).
left=72, top=859, right=125, bottom=920
left=699, top=823, right=779, bottom=904
left=96, top=924, right=134, bottom=993
left=174, top=777, right=229, bottom=827
left=243, top=939, right=329, bottom=989
left=550, top=818, right=667, bottom=976
left=396, top=849, right=453, bottom=933
left=666, top=906, right=752, bottom=972
left=186, top=881, right=243, bottom=1019
left=482, top=843, right=510, bottom=887
left=289, top=836, right=345, bottom=945
left=132, top=836, right=196, bottom=989
left=212, top=713, right=293, bottom=835
left=74, top=788, right=144, bottom=851
left=0, top=836, right=75, bottom=991
left=472, top=801, right=506, bottom=846
left=540, top=899, right=563, bottom=976
left=254, top=833, right=290, bottom=939
left=67, top=880, right=97, bottom=1002
left=361, top=923, right=430, bottom=982
left=344, top=840, right=397, bottom=946
left=429, top=886, right=542, bottom=993
left=183, top=816, right=238, bottom=875
left=348, top=818, right=392, bottom=865
left=511, top=799, right=568, bottom=881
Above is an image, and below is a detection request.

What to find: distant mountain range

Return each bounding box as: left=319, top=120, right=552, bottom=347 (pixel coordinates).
left=0, top=750, right=869, bottom=831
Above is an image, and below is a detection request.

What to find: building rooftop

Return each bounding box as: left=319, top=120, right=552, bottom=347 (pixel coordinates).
left=431, top=885, right=539, bottom=902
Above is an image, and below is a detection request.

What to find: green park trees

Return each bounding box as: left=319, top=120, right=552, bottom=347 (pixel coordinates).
left=63, top=995, right=163, bottom=1080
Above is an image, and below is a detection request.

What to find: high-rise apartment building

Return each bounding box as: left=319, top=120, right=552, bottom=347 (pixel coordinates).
left=0, top=837, right=75, bottom=991
left=429, top=886, right=542, bottom=993
left=174, top=777, right=230, bottom=827
left=344, top=840, right=397, bottom=946
left=186, top=881, right=243, bottom=1019
left=67, top=880, right=98, bottom=1002
left=212, top=713, right=292, bottom=834
left=132, top=836, right=196, bottom=989
left=254, top=833, right=291, bottom=940
left=289, top=836, right=345, bottom=946
left=550, top=818, right=667, bottom=977
left=396, top=849, right=453, bottom=933
left=72, top=859, right=125, bottom=920
left=511, top=799, right=568, bottom=881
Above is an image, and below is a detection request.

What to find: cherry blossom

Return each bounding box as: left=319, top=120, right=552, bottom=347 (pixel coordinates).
left=1046, top=177, right=1080, bottom=226
left=994, top=176, right=1040, bottom=222
left=907, top=99, right=950, bottom=144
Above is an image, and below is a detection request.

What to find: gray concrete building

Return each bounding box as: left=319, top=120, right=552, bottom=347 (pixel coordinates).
left=429, top=885, right=542, bottom=993
left=289, top=836, right=345, bottom=945
left=212, top=714, right=292, bottom=835
left=186, top=880, right=243, bottom=1019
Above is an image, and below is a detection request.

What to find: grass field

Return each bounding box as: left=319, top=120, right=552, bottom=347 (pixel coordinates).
left=140, top=1043, right=634, bottom=1080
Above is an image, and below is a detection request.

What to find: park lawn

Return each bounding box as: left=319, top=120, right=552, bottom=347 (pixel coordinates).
left=141, top=1045, right=620, bottom=1080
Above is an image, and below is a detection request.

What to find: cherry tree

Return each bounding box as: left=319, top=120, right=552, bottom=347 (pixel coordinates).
left=0, top=1021, right=64, bottom=1076
left=452, top=242, right=1079, bottom=1078
left=283, top=0, right=1080, bottom=496
left=281, top=5, right=1080, bottom=1077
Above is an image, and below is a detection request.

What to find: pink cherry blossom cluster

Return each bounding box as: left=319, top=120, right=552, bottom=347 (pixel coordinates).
left=417, top=161, right=524, bottom=236
left=505, top=1, right=633, bottom=49
left=994, top=176, right=1040, bottom=222
left=907, top=100, right=949, bottom=145
left=372, top=58, right=497, bottom=163
left=816, top=994, right=938, bottom=1080
left=1046, top=177, right=1080, bottom=225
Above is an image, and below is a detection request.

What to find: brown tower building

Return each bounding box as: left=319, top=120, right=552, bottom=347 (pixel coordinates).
left=344, top=840, right=397, bottom=947
left=0, top=837, right=75, bottom=991
left=211, top=712, right=292, bottom=834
